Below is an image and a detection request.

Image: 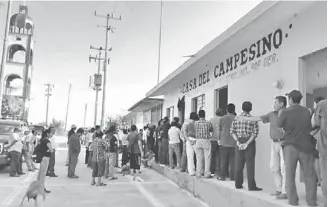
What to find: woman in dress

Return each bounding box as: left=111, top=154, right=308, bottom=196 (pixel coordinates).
left=127, top=125, right=144, bottom=177
left=90, top=131, right=108, bottom=186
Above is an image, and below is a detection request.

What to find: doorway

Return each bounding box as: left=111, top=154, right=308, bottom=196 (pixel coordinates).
left=299, top=47, right=327, bottom=183
left=215, top=86, right=228, bottom=116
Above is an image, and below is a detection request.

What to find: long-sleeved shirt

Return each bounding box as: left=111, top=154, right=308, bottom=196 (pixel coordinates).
left=219, top=114, right=236, bottom=147
left=195, top=118, right=213, bottom=140
left=69, top=133, right=81, bottom=154
left=168, top=126, right=181, bottom=144
left=180, top=119, right=192, bottom=141
left=159, top=123, right=170, bottom=139
left=277, top=104, right=315, bottom=154
left=230, top=112, right=259, bottom=144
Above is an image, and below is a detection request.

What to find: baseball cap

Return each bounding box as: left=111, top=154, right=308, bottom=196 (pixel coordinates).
left=285, top=90, right=303, bottom=100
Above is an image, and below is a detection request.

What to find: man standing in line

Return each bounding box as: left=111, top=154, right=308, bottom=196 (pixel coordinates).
left=47, top=127, right=58, bottom=177
left=66, top=125, right=77, bottom=166
left=159, top=117, right=170, bottom=165
left=313, top=99, right=327, bottom=207
left=7, top=128, right=24, bottom=177
left=194, top=110, right=213, bottom=178
left=277, top=90, right=317, bottom=206
left=217, top=103, right=236, bottom=181
left=67, top=128, right=83, bottom=178
left=230, top=101, right=262, bottom=191
left=210, top=108, right=224, bottom=177
left=237, top=96, right=287, bottom=198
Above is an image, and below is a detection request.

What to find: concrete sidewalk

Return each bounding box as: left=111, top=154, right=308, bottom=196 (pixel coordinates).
left=150, top=163, right=325, bottom=207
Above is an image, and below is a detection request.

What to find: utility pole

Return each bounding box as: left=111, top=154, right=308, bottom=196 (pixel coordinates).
left=89, top=46, right=106, bottom=126
left=83, top=103, right=87, bottom=126
left=0, top=0, right=12, bottom=116
left=94, top=11, right=121, bottom=128
left=157, top=1, right=163, bottom=84
left=44, top=83, right=54, bottom=126
left=64, top=83, right=71, bottom=133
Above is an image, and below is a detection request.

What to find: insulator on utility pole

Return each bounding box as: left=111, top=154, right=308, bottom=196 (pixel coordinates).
left=93, top=10, right=121, bottom=128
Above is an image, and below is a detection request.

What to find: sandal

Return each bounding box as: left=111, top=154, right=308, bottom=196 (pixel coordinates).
left=108, top=177, right=118, bottom=180
left=91, top=182, right=96, bottom=185
left=96, top=183, right=107, bottom=186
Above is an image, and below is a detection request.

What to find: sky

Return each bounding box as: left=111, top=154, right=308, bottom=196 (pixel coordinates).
left=0, top=0, right=261, bottom=128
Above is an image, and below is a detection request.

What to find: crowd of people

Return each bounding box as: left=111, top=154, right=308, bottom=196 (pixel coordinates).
left=129, top=89, right=326, bottom=207
left=4, top=89, right=326, bottom=207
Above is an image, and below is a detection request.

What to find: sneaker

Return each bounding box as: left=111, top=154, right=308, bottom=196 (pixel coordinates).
left=276, top=193, right=287, bottom=200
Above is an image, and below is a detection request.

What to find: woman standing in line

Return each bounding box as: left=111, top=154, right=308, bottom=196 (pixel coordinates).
left=127, top=125, right=144, bottom=178
left=38, top=129, right=53, bottom=193
left=90, top=131, right=108, bottom=186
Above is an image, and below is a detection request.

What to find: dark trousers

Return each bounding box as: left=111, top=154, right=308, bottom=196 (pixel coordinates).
left=284, top=145, right=317, bottom=206
left=220, top=146, right=235, bottom=180
left=234, top=141, right=257, bottom=189
left=122, top=145, right=129, bottom=166
left=18, top=153, right=23, bottom=173
left=68, top=153, right=79, bottom=176
left=147, top=139, right=155, bottom=153
left=85, top=147, right=90, bottom=164
left=159, top=139, right=169, bottom=165
left=48, top=150, right=56, bottom=175
left=210, top=141, right=220, bottom=175
left=9, top=151, right=21, bottom=176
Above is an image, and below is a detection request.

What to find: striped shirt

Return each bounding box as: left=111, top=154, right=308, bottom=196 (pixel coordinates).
left=195, top=118, right=213, bottom=140
left=230, top=112, right=259, bottom=143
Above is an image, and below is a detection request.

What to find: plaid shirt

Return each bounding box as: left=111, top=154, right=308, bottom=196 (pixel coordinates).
left=90, top=137, right=108, bottom=162
left=230, top=112, right=259, bottom=143
left=195, top=118, right=213, bottom=139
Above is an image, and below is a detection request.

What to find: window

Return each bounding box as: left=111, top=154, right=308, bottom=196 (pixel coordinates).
left=192, top=94, right=205, bottom=113
left=215, top=86, right=228, bottom=115
left=166, top=106, right=174, bottom=119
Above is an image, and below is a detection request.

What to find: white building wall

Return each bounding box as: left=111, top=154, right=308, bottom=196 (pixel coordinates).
left=161, top=2, right=326, bottom=191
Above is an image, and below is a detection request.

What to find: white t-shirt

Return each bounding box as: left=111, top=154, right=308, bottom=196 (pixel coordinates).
left=9, top=133, right=23, bottom=153
left=168, top=126, right=181, bottom=144
left=49, top=136, right=57, bottom=150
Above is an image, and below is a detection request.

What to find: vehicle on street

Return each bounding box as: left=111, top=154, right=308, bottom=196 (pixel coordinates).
left=0, top=119, right=28, bottom=166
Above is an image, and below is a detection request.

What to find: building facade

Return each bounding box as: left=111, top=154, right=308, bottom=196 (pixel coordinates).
left=144, top=1, right=327, bottom=191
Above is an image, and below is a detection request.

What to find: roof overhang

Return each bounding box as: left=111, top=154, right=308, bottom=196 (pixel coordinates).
left=122, top=111, right=137, bottom=121
left=146, top=1, right=315, bottom=97
left=128, top=97, right=163, bottom=112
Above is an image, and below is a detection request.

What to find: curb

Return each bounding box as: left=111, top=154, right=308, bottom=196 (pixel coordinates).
left=150, top=163, right=291, bottom=207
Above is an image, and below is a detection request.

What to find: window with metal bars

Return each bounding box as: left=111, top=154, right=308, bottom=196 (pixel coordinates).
left=192, top=94, right=205, bottom=113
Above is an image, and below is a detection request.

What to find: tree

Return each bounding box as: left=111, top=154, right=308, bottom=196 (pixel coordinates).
left=38, top=118, right=65, bottom=135
left=105, top=115, right=123, bottom=131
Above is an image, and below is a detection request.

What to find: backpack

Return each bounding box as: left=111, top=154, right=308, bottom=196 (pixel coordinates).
left=32, top=143, right=42, bottom=163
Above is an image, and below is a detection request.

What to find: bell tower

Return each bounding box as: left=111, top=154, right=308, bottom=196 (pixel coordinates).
left=1, top=4, right=34, bottom=121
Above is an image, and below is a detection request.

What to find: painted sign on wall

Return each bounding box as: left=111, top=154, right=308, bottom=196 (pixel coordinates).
left=180, top=25, right=292, bottom=94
